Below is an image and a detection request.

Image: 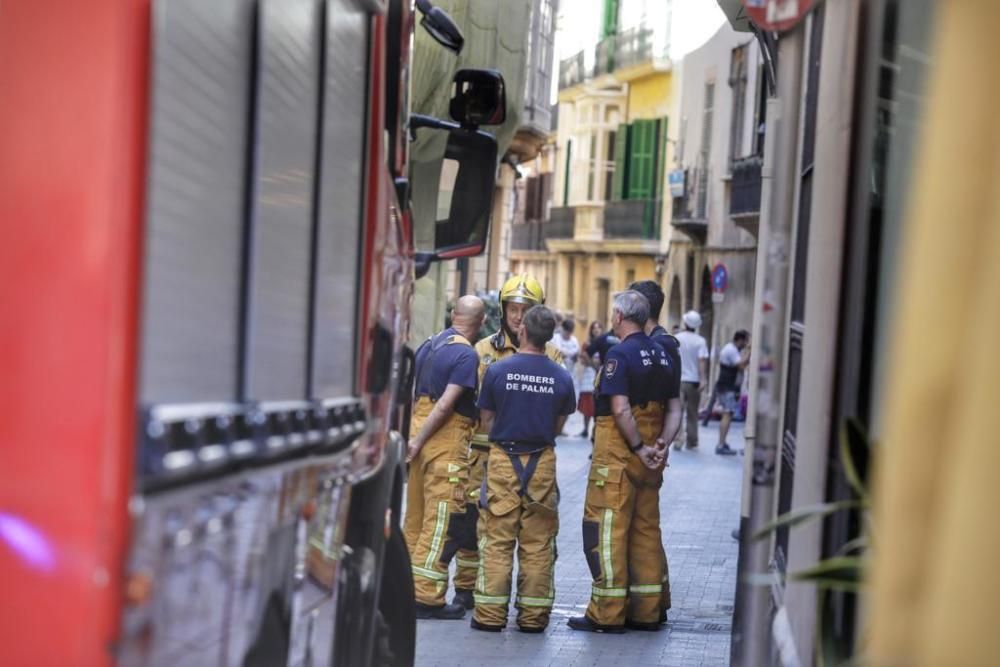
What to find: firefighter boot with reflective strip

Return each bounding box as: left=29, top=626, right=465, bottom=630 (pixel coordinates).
left=474, top=447, right=558, bottom=630
left=454, top=445, right=487, bottom=593
left=403, top=399, right=473, bottom=606
left=581, top=408, right=666, bottom=627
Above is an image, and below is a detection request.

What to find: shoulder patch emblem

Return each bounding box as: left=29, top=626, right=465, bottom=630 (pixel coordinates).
left=482, top=354, right=494, bottom=366
left=605, top=358, right=618, bottom=378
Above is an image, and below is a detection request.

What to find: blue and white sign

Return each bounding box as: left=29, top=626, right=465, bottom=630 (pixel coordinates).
left=668, top=170, right=686, bottom=198
left=712, top=263, right=729, bottom=293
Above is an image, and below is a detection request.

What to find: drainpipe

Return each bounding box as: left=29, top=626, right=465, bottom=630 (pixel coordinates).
left=733, top=25, right=805, bottom=667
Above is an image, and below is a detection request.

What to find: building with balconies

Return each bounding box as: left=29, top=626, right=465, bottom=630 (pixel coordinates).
left=662, top=21, right=764, bottom=360
left=442, top=0, right=559, bottom=302
left=542, top=0, right=676, bottom=327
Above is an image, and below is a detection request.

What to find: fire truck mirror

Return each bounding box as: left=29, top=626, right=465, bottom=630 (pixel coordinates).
left=449, top=69, right=506, bottom=128
left=416, top=0, right=464, bottom=54
left=431, top=126, right=498, bottom=259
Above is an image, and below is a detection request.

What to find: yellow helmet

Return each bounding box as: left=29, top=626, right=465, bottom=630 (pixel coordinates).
left=500, top=274, right=545, bottom=306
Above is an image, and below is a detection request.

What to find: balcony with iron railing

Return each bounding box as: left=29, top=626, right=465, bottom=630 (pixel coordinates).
left=594, top=35, right=617, bottom=77
left=670, top=168, right=708, bottom=244
left=510, top=221, right=546, bottom=252
left=615, top=26, right=668, bottom=71
left=559, top=26, right=669, bottom=91
left=546, top=206, right=576, bottom=239
left=558, top=50, right=587, bottom=90
left=729, top=155, right=763, bottom=237
left=603, top=199, right=659, bottom=239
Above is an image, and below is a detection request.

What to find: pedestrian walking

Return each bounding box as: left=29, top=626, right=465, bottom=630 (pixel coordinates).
left=455, top=275, right=562, bottom=610
left=569, top=290, right=681, bottom=634
left=674, top=310, right=709, bottom=450
left=576, top=320, right=604, bottom=438
left=404, top=295, right=486, bottom=620
left=472, top=305, right=576, bottom=633
left=629, top=280, right=684, bottom=619
left=714, top=330, right=751, bottom=456
left=550, top=318, right=581, bottom=379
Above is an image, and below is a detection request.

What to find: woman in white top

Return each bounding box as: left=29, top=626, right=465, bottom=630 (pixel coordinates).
left=575, top=320, right=603, bottom=438
left=551, top=318, right=581, bottom=379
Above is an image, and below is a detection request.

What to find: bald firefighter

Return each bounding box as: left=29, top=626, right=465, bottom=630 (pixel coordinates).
left=472, top=305, right=576, bottom=633
left=450, top=274, right=562, bottom=609
left=404, top=295, right=485, bottom=620
left=569, top=290, right=681, bottom=633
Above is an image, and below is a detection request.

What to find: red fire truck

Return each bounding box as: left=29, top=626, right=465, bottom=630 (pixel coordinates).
left=0, top=0, right=503, bottom=664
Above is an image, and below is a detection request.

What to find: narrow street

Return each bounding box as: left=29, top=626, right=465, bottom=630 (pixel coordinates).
left=416, top=416, right=743, bottom=666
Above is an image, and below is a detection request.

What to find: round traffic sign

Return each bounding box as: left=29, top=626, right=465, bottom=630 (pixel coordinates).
left=712, top=263, right=729, bottom=293
left=740, top=0, right=816, bottom=33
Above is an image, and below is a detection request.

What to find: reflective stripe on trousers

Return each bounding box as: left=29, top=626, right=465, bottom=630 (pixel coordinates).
left=402, top=397, right=474, bottom=606
left=454, top=444, right=487, bottom=591
left=474, top=446, right=558, bottom=630
left=581, top=404, right=668, bottom=626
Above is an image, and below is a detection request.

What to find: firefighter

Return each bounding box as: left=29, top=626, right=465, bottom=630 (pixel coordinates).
left=569, top=290, right=681, bottom=633
left=450, top=274, right=562, bottom=610
left=630, top=279, right=684, bottom=621
left=472, top=305, right=576, bottom=633
left=403, top=295, right=486, bottom=620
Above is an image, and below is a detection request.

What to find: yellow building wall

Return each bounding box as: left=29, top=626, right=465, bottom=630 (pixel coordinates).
left=626, top=70, right=674, bottom=121
left=556, top=254, right=658, bottom=328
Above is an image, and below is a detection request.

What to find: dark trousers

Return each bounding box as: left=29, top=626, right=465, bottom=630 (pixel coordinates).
left=680, top=382, right=701, bottom=448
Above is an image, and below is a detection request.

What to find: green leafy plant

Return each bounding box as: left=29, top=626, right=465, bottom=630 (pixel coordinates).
left=753, top=418, right=872, bottom=666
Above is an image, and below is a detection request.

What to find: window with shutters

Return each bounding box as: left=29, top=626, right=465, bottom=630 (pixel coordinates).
left=628, top=119, right=656, bottom=200
left=587, top=133, right=597, bottom=200
left=612, top=123, right=630, bottom=200
left=697, top=81, right=715, bottom=218
left=604, top=130, right=616, bottom=201
left=729, top=44, right=749, bottom=164
left=602, top=0, right=619, bottom=38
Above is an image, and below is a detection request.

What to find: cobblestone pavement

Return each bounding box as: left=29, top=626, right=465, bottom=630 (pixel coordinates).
left=414, top=413, right=744, bottom=667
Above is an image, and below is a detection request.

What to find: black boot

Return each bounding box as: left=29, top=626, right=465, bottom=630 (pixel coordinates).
left=452, top=589, right=475, bottom=610
left=517, top=624, right=546, bottom=634
left=470, top=617, right=504, bottom=632
left=567, top=615, right=625, bottom=634
left=625, top=618, right=664, bottom=632
left=415, top=602, right=466, bottom=620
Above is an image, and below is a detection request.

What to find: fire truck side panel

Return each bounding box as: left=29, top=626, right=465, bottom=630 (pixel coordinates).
left=139, top=0, right=253, bottom=406
left=311, top=0, right=372, bottom=401
left=0, top=1, right=150, bottom=665
left=0, top=0, right=421, bottom=664
left=244, top=0, right=324, bottom=403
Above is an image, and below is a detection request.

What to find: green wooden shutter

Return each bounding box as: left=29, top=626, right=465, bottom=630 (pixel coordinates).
left=601, top=0, right=619, bottom=38
left=628, top=119, right=655, bottom=200
left=611, top=123, right=630, bottom=201
left=653, top=116, right=669, bottom=237
left=563, top=139, right=572, bottom=205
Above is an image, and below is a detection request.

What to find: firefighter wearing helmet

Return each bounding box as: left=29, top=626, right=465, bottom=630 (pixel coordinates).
left=447, top=274, right=563, bottom=609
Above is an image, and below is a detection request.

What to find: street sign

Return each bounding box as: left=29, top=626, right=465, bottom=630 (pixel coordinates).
left=740, top=0, right=816, bottom=33
left=712, top=263, right=729, bottom=293
left=668, top=169, right=686, bottom=198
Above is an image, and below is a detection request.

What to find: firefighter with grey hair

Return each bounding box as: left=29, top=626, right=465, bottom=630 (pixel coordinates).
left=569, top=289, right=681, bottom=634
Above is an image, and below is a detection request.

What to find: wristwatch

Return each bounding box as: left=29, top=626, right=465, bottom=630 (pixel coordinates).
left=629, top=441, right=644, bottom=452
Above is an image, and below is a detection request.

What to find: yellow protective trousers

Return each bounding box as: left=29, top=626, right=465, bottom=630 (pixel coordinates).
left=403, top=397, right=474, bottom=606
left=474, top=446, right=559, bottom=630
left=453, top=444, right=488, bottom=591
left=582, top=405, right=669, bottom=626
